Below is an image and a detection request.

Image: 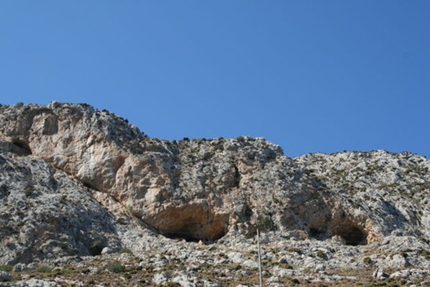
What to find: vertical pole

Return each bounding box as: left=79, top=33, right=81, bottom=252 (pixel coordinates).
left=257, top=219, right=263, bottom=287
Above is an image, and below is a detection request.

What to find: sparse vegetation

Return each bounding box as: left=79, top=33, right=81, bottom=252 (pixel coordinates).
left=0, top=264, right=12, bottom=272
left=60, top=194, right=67, bottom=202
left=35, top=264, right=52, bottom=273
left=127, top=205, right=134, bottom=214
left=119, top=248, right=133, bottom=255
left=107, top=260, right=125, bottom=273
left=24, top=184, right=35, bottom=197
left=257, top=216, right=274, bottom=232
left=2, top=103, right=430, bottom=287
left=316, top=250, right=325, bottom=259
left=421, top=249, right=430, bottom=260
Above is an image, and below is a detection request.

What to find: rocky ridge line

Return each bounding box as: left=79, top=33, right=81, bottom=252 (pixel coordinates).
left=0, top=102, right=429, bottom=286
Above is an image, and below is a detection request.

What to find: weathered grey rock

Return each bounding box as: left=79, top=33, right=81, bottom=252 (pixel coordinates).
left=203, top=282, right=222, bottom=287
left=0, top=271, right=12, bottom=282
left=373, top=267, right=389, bottom=280
left=384, top=253, right=410, bottom=268
left=13, top=263, right=28, bottom=272
left=101, top=247, right=113, bottom=255
left=171, top=271, right=196, bottom=287
left=0, top=151, right=122, bottom=264
left=2, top=103, right=430, bottom=246
left=0, top=103, right=430, bottom=285
left=10, top=278, right=59, bottom=287
left=390, top=268, right=430, bottom=280
left=153, top=272, right=169, bottom=285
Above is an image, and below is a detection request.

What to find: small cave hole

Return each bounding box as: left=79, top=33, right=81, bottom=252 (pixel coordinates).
left=83, top=181, right=100, bottom=191
left=243, top=204, right=253, bottom=221
left=89, top=239, right=105, bottom=256
left=233, top=164, right=241, bottom=188
left=340, top=226, right=367, bottom=246
left=309, top=227, right=327, bottom=240
left=11, top=139, right=32, bottom=155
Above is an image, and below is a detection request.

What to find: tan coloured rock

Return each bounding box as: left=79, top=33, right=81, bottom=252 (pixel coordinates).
left=2, top=102, right=430, bottom=287
left=1, top=102, right=429, bottom=247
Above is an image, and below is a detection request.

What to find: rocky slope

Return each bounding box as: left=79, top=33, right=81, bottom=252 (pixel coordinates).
left=0, top=102, right=429, bottom=286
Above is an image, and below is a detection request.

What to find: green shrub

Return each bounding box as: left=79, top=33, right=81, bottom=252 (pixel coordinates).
left=0, top=264, right=12, bottom=272
left=257, top=216, right=274, bottom=232
left=35, top=264, right=52, bottom=273
left=421, top=250, right=430, bottom=260
left=107, top=260, right=125, bottom=273
left=119, top=248, right=133, bottom=255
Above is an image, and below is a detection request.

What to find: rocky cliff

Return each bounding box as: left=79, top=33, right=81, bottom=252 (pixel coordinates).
left=0, top=102, right=429, bottom=286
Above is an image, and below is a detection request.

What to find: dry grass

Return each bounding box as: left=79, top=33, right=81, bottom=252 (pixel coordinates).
left=5, top=256, right=430, bottom=287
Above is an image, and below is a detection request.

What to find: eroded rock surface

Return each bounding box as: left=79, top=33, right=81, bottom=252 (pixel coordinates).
left=0, top=102, right=430, bottom=286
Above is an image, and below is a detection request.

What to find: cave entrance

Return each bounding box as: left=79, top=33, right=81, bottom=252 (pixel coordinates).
left=11, top=139, right=32, bottom=155
left=148, top=205, right=229, bottom=243
left=163, top=222, right=226, bottom=242
left=309, top=227, right=327, bottom=240
left=331, top=224, right=367, bottom=246
left=329, top=212, right=368, bottom=246
left=342, top=226, right=367, bottom=246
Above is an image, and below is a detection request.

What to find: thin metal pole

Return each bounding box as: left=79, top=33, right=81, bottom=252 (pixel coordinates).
left=257, top=223, right=263, bottom=287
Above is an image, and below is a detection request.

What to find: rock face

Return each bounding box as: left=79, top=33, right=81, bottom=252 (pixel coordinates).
left=0, top=102, right=430, bottom=286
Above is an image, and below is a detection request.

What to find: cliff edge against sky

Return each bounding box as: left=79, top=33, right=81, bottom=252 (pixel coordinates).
left=0, top=102, right=429, bottom=286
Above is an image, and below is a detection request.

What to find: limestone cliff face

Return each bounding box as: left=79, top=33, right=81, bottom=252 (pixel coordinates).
left=0, top=102, right=429, bottom=266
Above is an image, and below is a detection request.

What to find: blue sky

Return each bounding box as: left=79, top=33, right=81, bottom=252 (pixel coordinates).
left=1, top=1, right=429, bottom=158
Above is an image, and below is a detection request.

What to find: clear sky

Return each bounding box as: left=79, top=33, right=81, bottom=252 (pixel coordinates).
left=1, top=1, right=429, bottom=158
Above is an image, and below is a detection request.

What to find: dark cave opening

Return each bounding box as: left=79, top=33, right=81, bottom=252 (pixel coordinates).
left=340, top=226, right=367, bottom=246
left=88, top=239, right=105, bottom=256
left=163, top=223, right=204, bottom=242
left=164, top=233, right=197, bottom=242
left=161, top=220, right=227, bottom=243
left=149, top=205, right=229, bottom=243
left=163, top=224, right=226, bottom=243
left=309, top=227, right=327, bottom=240
left=11, top=139, right=32, bottom=155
